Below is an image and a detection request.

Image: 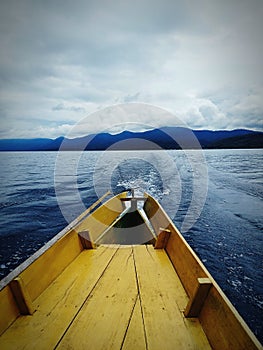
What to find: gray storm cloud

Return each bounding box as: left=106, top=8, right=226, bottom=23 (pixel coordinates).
left=0, top=0, right=262, bottom=138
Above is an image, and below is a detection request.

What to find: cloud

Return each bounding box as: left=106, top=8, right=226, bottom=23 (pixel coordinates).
left=52, top=103, right=86, bottom=113
left=122, top=92, right=141, bottom=103
left=0, top=0, right=262, bottom=138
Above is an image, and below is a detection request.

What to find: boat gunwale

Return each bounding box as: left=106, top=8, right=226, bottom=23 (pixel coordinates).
left=0, top=191, right=113, bottom=291
left=143, top=193, right=262, bottom=349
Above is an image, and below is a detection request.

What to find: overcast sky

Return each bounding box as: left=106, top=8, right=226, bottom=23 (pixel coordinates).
left=0, top=0, right=262, bottom=138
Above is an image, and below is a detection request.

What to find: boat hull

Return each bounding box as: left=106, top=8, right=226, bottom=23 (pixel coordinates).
left=0, top=192, right=261, bottom=349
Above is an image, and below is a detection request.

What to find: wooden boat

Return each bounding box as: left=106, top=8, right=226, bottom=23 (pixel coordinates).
left=0, top=191, right=262, bottom=350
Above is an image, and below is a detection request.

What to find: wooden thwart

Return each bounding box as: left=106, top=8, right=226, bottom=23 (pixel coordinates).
left=154, top=228, right=171, bottom=249
left=78, top=231, right=95, bottom=249
left=184, top=278, right=212, bottom=318
left=10, top=277, right=34, bottom=315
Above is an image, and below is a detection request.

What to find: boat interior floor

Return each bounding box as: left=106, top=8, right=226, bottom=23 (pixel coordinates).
left=1, top=245, right=212, bottom=350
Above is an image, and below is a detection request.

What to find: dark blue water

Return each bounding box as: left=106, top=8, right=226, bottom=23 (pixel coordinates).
left=0, top=149, right=262, bottom=342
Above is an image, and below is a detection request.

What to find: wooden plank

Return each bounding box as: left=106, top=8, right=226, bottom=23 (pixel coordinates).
left=133, top=245, right=211, bottom=350
left=75, top=194, right=126, bottom=242
left=0, top=192, right=111, bottom=293
left=0, top=286, right=19, bottom=336
left=154, top=228, right=171, bottom=249
left=0, top=247, right=118, bottom=350
left=143, top=195, right=171, bottom=234
left=166, top=229, right=208, bottom=299
left=19, top=228, right=83, bottom=301
left=122, top=296, right=147, bottom=350
left=200, top=287, right=263, bottom=350
left=56, top=247, right=138, bottom=350
left=144, top=194, right=208, bottom=298
left=10, top=277, right=35, bottom=315
left=184, top=278, right=212, bottom=318
left=144, top=195, right=262, bottom=350
left=72, top=190, right=111, bottom=223
left=78, top=230, right=95, bottom=249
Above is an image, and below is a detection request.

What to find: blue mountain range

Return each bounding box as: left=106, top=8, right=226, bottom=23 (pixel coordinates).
left=0, top=127, right=262, bottom=151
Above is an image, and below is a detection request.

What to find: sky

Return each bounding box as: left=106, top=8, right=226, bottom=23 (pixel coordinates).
left=0, top=0, right=263, bottom=139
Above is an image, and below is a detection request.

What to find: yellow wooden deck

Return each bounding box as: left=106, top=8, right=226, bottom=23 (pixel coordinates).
left=0, top=245, right=212, bottom=350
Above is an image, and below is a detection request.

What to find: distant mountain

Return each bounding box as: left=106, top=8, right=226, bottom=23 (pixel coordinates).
left=207, top=132, right=263, bottom=149
left=0, top=128, right=262, bottom=151
left=0, top=138, right=58, bottom=151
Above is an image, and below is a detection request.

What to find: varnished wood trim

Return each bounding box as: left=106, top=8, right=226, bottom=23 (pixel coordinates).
left=184, top=278, right=212, bottom=318
left=154, top=228, right=171, bottom=249
left=10, top=277, right=34, bottom=315
left=78, top=231, right=95, bottom=249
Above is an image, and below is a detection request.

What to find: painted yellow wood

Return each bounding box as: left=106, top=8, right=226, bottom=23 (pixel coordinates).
left=20, top=228, right=82, bottom=301
left=144, top=194, right=208, bottom=298
left=122, top=296, right=147, bottom=350
left=78, top=230, right=95, bottom=249
left=144, top=194, right=262, bottom=350
left=1, top=241, right=261, bottom=350
left=1, top=191, right=260, bottom=350
left=73, top=190, right=111, bottom=223
left=184, top=278, right=212, bottom=318
left=0, top=286, right=19, bottom=335
left=10, top=277, right=34, bottom=315
left=75, top=194, right=126, bottom=242
left=0, top=246, right=117, bottom=350
left=166, top=229, right=208, bottom=299
left=161, top=218, right=262, bottom=349
left=154, top=228, right=171, bottom=249
left=133, top=245, right=211, bottom=350
left=144, top=195, right=171, bottom=234
left=200, top=286, right=263, bottom=350
left=56, top=247, right=138, bottom=350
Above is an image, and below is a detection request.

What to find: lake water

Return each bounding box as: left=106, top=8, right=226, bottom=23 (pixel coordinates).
left=0, top=149, right=262, bottom=342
